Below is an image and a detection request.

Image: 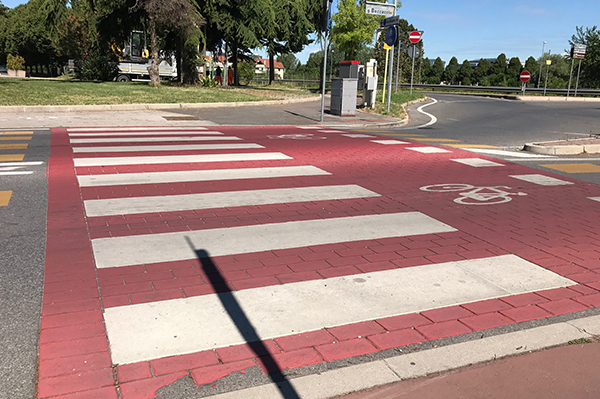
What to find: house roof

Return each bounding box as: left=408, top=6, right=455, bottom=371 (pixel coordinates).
left=256, top=58, right=285, bottom=69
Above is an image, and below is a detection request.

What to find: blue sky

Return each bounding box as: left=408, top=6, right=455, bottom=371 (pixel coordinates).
left=3, top=0, right=598, bottom=64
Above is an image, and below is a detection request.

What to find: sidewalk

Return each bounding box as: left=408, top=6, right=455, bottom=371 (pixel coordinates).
left=338, top=341, right=600, bottom=399
left=0, top=95, right=405, bottom=130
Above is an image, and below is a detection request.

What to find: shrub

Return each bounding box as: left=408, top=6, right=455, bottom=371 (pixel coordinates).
left=200, top=76, right=217, bottom=87
left=7, top=54, right=25, bottom=70
left=75, top=45, right=119, bottom=81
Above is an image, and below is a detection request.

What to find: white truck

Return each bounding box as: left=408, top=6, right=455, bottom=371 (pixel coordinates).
left=116, top=31, right=177, bottom=82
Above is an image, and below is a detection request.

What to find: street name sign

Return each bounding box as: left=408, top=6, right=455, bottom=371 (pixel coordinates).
left=380, top=15, right=400, bottom=28
left=409, top=31, right=422, bottom=44
left=366, top=1, right=395, bottom=17
left=520, top=71, right=531, bottom=82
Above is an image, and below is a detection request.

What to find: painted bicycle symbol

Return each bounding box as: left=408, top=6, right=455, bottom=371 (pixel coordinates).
left=420, top=184, right=527, bottom=205
left=267, top=134, right=326, bottom=140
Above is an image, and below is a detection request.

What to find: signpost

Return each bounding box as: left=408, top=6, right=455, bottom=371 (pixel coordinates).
left=543, top=54, right=551, bottom=96
left=366, top=1, right=395, bottom=17
left=408, top=31, right=422, bottom=94
left=519, top=71, right=531, bottom=96
left=569, top=44, right=587, bottom=97
left=320, top=0, right=333, bottom=122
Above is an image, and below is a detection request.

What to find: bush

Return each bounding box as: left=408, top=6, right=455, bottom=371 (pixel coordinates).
left=200, top=76, right=217, bottom=87
left=7, top=54, right=25, bottom=70
left=238, top=61, right=255, bottom=85
left=75, top=45, right=119, bottom=81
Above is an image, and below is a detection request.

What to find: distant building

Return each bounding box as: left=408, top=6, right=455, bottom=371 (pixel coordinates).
left=468, top=58, right=497, bottom=67
left=254, top=58, right=285, bottom=79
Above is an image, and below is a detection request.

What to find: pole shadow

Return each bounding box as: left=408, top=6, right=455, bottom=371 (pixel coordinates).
left=185, top=237, right=301, bottom=399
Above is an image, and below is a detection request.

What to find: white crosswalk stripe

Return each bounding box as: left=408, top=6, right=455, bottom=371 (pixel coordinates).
left=74, top=127, right=576, bottom=369
left=70, top=136, right=241, bottom=143
left=72, top=143, right=263, bottom=153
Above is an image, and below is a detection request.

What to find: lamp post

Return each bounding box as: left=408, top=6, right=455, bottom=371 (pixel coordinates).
left=537, top=41, right=546, bottom=88
left=329, top=48, right=334, bottom=82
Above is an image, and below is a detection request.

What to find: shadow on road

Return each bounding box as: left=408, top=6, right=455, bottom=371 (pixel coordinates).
left=185, top=237, right=301, bottom=399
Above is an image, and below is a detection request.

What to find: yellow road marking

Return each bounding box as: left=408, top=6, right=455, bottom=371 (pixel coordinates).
left=2, top=131, right=33, bottom=135
left=446, top=144, right=500, bottom=148
left=0, top=154, right=25, bottom=161
left=0, top=137, right=32, bottom=141
left=412, top=138, right=461, bottom=142
left=540, top=163, right=600, bottom=173
left=0, top=144, right=28, bottom=149
left=0, top=191, right=11, bottom=207
left=352, top=129, right=393, bottom=133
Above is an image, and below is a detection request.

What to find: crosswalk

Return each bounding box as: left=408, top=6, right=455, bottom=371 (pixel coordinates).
left=66, top=126, right=577, bottom=371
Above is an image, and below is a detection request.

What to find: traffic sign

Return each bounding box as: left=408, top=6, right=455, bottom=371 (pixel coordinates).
left=409, top=31, right=422, bottom=44
left=380, top=15, right=399, bottom=28
left=384, top=26, right=398, bottom=47
left=408, top=46, right=420, bottom=58
left=365, top=1, right=395, bottom=17
left=519, top=71, right=531, bottom=82
left=571, top=44, right=587, bottom=59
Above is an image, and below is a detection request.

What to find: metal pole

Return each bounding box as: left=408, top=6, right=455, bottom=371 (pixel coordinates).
left=575, top=60, right=582, bottom=97
left=418, top=55, right=422, bottom=84
left=329, top=48, right=333, bottom=83
left=382, top=48, right=389, bottom=103
left=537, top=41, right=546, bottom=88
left=320, top=33, right=328, bottom=122
left=567, top=57, right=575, bottom=98
left=522, top=81, right=526, bottom=96
left=395, top=44, right=400, bottom=93
left=543, top=50, right=551, bottom=96
left=387, top=44, right=394, bottom=112
left=224, top=42, right=228, bottom=87
left=410, top=45, right=416, bottom=94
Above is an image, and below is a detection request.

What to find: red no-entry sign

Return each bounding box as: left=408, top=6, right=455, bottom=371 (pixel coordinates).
left=409, top=31, right=422, bottom=44
left=520, top=71, right=531, bottom=82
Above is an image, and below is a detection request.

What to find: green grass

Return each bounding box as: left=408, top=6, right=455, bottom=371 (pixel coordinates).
left=363, top=89, right=425, bottom=118
left=568, top=338, right=593, bottom=345
left=0, top=78, right=285, bottom=106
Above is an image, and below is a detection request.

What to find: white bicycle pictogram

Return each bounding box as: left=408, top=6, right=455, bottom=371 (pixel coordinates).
left=420, top=184, right=527, bottom=205
left=267, top=134, right=326, bottom=140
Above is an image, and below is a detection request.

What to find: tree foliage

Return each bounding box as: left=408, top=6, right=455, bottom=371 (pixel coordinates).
left=570, top=25, right=600, bottom=89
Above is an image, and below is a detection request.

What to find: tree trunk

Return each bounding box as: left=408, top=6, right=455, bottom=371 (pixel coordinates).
left=177, top=36, right=183, bottom=84
left=233, top=44, right=239, bottom=86
left=269, top=49, right=275, bottom=85
left=148, top=16, right=161, bottom=87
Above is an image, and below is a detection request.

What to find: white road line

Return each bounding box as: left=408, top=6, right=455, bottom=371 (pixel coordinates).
left=68, top=131, right=224, bottom=137
left=70, top=136, right=241, bottom=144
left=67, top=127, right=208, bottom=132
left=0, top=171, right=33, bottom=175
left=371, top=140, right=409, bottom=145
left=0, top=162, right=44, bottom=166
left=84, top=185, right=380, bottom=217
left=72, top=143, right=263, bottom=153
left=510, top=174, right=574, bottom=186
left=319, top=130, right=344, bottom=133
left=297, top=126, right=322, bottom=129
left=342, top=134, right=373, bottom=138
left=92, top=212, right=456, bottom=268
left=77, top=165, right=331, bottom=187
left=402, top=98, right=438, bottom=130
left=451, top=158, right=504, bottom=167
left=590, top=197, right=600, bottom=203
left=73, top=152, right=292, bottom=167
left=407, top=147, right=452, bottom=154
left=103, top=254, right=574, bottom=364
left=465, top=148, right=554, bottom=158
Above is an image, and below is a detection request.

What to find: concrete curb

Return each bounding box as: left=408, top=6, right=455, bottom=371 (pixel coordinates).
left=517, top=95, right=600, bottom=102
left=0, top=96, right=321, bottom=114
left=524, top=141, right=600, bottom=155
left=207, top=315, right=600, bottom=399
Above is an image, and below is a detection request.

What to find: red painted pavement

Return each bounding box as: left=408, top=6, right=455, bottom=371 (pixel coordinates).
left=39, top=126, right=600, bottom=398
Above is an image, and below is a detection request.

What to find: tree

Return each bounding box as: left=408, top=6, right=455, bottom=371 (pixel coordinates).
left=130, top=0, right=202, bottom=87
left=238, top=59, right=255, bottom=84
left=524, top=56, right=538, bottom=87
left=442, top=56, right=458, bottom=84
left=489, top=53, right=507, bottom=86
left=473, top=58, right=490, bottom=85
left=260, top=0, right=318, bottom=84
left=278, top=52, right=299, bottom=74
left=332, top=0, right=400, bottom=61
left=570, top=26, right=600, bottom=89
left=506, top=57, right=522, bottom=87
left=458, top=59, right=472, bottom=85
left=426, top=57, right=444, bottom=84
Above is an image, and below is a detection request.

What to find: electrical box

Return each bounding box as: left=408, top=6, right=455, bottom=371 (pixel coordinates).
left=339, top=60, right=360, bottom=79
left=330, top=78, right=358, bottom=116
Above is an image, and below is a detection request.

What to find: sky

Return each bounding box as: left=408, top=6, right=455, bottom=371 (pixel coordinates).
left=3, top=0, right=598, bottom=64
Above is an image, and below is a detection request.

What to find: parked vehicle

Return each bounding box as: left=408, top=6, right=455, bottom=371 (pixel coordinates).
left=115, top=31, right=177, bottom=82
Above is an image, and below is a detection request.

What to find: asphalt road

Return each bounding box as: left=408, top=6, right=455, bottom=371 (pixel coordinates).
left=0, top=129, right=50, bottom=399
left=400, top=93, right=600, bottom=146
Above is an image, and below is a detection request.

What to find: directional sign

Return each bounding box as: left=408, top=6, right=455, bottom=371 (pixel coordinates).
left=380, top=15, right=400, bottom=28
left=409, top=31, right=422, bottom=44
left=571, top=44, right=587, bottom=59
left=520, top=71, right=531, bottom=82
left=365, top=1, right=395, bottom=17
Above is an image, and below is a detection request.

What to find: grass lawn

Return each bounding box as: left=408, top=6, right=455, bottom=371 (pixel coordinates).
left=0, top=78, right=308, bottom=106
left=362, top=89, right=425, bottom=119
